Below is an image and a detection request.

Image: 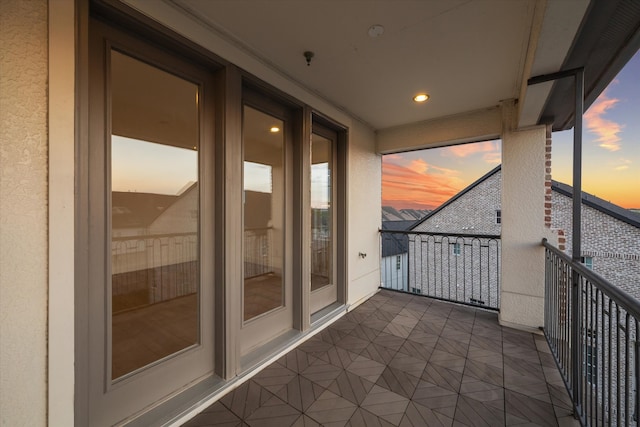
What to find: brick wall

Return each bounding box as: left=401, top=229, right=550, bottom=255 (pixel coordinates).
left=550, top=190, right=640, bottom=298
left=413, top=170, right=501, bottom=235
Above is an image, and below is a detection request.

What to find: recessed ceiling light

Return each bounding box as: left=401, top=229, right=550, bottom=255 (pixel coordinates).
left=413, top=93, right=429, bottom=103
left=270, top=126, right=280, bottom=133
left=368, top=25, right=384, bottom=38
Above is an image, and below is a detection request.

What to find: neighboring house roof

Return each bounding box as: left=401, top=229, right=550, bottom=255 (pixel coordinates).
left=381, top=206, right=430, bottom=222
left=381, top=220, right=415, bottom=257
left=112, top=182, right=198, bottom=229
left=408, top=163, right=640, bottom=231
left=410, top=165, right=502, bottom=230
left=552, top=181, right=640, bottom=229
left=112, top=192, right=179, bottom=229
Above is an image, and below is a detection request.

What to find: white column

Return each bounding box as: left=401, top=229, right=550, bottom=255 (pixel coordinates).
left=499, top=100, right=549, bottom=331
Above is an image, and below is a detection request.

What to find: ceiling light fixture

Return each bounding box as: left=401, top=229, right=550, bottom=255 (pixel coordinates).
left=368, top=24, right=384, bottom=38
left=303, top=51, right=314, bottom=66
left=270, top=126, right=280, bottom=133
left=413, top=93, right=429, bottom=103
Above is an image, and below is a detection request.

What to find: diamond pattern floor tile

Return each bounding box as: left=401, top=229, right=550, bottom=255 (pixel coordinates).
left=361, top=384, right=410, bottom=425
left=305, top=390, right=357, bottom=426
left=181, top=291, right=575, bottom=427
left=328, top=369, right=375, bottom=405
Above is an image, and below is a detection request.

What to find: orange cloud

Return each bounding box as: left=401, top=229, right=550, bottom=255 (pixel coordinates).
left=584, top=90, right=623, bottom=151
left=407, top=159, right=428, bottom=174
left=446, top=140, right=500, bottom=158
left=382, top=159, right=463, bottom=210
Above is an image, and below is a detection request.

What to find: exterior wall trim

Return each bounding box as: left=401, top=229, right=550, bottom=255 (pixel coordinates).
left=49, top=0, right=78, bottom=425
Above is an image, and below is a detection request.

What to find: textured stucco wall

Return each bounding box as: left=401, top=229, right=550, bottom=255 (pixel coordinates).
left=348, top=120, right=382, bottom=305
left=500, top=125, right=549, bottom=331
left=0, top=0, right=49, bottom=425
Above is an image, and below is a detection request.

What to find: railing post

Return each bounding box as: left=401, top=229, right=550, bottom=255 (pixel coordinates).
left=635, top=339, right=639, bottom=422
left=572, top=269, right=582, bottom=414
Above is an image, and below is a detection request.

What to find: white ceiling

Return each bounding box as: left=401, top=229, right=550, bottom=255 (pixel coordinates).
left=173, top=0, right=541, bottom=130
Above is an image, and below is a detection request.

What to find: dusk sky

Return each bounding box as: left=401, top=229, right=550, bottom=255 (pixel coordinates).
left=383, top=50, right=640, bottom=211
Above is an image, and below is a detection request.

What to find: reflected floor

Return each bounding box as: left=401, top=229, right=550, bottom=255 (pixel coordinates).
left=311, top=273, right=329, bottom=292
left=245, top=273, right=283, bottom=321
left=112, top=294, right=197, bottom=379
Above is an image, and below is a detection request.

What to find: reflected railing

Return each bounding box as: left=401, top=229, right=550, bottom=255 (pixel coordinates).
left=543, top=238, right=640, bottom=426
left=244, top=227, right=273, bottom=278
left=311, top=225, right=331, bottom=290
left=379, top=230, right=501, bottom=310
left=111, top=232, right=198, bottom=313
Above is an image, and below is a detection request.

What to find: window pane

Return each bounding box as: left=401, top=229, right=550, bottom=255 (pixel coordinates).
left=311, top=134, right=332, bottom=291
left=243, top=106, right=284, bottom=321
left=110, top=51, right=199, bottom=379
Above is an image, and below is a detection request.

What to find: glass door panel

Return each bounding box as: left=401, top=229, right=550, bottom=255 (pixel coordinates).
left=311, top=134, right=332, bottom=291
left=110, top=51, right=200, bottom=379
left=243, top=106, right=285, bottom=321
left=309, top=130, right=337, bottom=314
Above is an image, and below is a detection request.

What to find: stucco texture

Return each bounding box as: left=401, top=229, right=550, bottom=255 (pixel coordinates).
left=347, top=120, right=381, bottom=305
left=0, top=0, right=49, bottom=425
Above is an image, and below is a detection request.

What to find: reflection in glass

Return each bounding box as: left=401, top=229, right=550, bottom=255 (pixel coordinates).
left=311, top=134, right=332, bottom=291
left=110, top=51, right=199, bottom=379
left=243, top=106, right=285, bottom=321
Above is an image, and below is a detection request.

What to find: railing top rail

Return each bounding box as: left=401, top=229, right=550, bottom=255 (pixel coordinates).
left=542, top=237, right=640, bottom=319
left=112, top=232, right=197, bottom=242
left=244, top=226, right=274, bottom=232
left=379, top=229, right=501, bottom=240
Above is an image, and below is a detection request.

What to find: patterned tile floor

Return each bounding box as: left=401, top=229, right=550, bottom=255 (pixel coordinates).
left=183, top=289, right=578, bottom=427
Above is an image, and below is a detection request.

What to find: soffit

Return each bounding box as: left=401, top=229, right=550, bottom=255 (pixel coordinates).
left=173, top=0, right=538, bottom=130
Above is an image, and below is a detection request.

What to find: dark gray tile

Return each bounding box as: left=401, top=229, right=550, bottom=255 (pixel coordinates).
left=346, top=354, right=386, bottom=382
left=463, top=359, right=503, bottom=387
left=373, top=331, right=406, bottom=351
left=328, top=369, right=375, bottom=405
left=375, top=365, right=420, bottom=399
left=398, top=338, right=434, bottom=362
left=505, top=389, right=558, bottom=427
left=360, top=384, right=410, bottom=425
left=412, top=379, right=459, bottom=411
left=360, top=341, right=398, bottom=365
left=182, top=291, right=575, bottom=427
left=305, top=389, right=357, bottom=426
left=275, top=375, right=324, bottom=412
left=389, top=351, right=427, bottom=378
left=277, top=349, right=318, bottom=373
left=347, top=407, right=395, bottom=427
left=182, top=402, right=242, bottom=426
left=453, top=394, right=505, bottom=427
left=336, top=334, right=371, bottom=353
left=422, top=363, right=463, bottom=393
left=399, top=401, right=453, bottom=427
left=221, top=380, right=273, bottom=419
left=349, top=324, right=381, bottom=342
left=316, top=345, right=360, bottom=369
left=244, top=394, right=301, bottom=427
left=252, top=364, right=297, bottom=394
left=301, top=359, right=344, bottom=388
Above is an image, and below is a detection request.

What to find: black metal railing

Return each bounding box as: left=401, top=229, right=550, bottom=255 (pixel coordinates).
left=543, top=238, right=640, bottom=426
left=380, top=230, right=501, bottom=310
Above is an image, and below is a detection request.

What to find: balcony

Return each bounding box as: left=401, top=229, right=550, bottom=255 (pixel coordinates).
left=178, top=233, right=640, bottom=427
left=182, top=288, right=575, bottom=426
